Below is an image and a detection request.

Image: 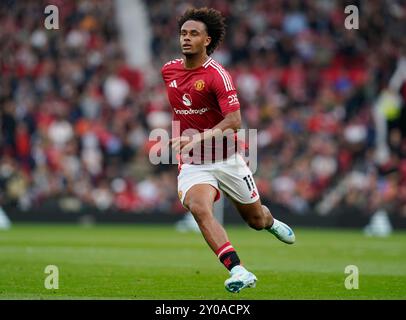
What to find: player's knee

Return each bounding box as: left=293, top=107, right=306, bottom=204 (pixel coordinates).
left=247, top=215, right=266, bottom=231
left=187, top=201, right=211, bottom=223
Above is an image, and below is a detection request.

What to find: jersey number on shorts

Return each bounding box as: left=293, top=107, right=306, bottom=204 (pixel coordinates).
left=243, top=175, right=255, bottom=191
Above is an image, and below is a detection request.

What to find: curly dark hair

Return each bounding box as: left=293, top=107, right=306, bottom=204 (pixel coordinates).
left=177, top=7, right=226, bottom=55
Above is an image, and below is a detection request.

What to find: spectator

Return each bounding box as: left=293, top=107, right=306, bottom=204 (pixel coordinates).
left=1, top=0, right=405, bottom=219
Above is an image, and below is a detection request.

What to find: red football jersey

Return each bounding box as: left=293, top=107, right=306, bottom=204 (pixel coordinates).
left=161, top=57, right=243, bottom=163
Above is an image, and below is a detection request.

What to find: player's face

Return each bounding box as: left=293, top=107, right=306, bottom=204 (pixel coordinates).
left=180, top=20, right=211, bottom=56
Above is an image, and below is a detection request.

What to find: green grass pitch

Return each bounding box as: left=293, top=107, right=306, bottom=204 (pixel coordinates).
left=0, top=223, right=405, bottom=299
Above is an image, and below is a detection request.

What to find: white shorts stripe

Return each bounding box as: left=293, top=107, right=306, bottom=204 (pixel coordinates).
left=217, top=245, right=234, bottom=258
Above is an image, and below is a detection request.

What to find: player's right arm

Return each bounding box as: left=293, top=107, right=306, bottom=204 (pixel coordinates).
left=161, top=59, right=190, bottom=153
left=161, top=59, right=183, bottom=84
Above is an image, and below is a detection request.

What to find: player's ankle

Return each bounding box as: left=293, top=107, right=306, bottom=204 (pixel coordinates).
left=265, top=217, right=275, bottom=230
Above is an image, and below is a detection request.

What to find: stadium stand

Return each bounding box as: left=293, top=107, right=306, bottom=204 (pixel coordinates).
left=1, top=0, right=405, bottom=220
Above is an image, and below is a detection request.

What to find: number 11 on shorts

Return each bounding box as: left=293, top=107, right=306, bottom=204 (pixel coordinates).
left=243, top=175, right=254, bottom=191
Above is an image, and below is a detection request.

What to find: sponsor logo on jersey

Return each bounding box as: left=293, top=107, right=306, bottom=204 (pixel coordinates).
left=174, top=107, right=209, bottom=115
left=194, top=79, right=205, bottom=91
left=228, top=94, right=239, bottom=105
left=182, top=93, right=192, bottom=106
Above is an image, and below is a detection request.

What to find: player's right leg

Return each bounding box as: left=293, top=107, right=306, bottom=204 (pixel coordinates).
left=181, top=183, right=256, bottom=293
left=183, top=184, right=228, bottom=252
left=178, top=162, right=257, bottom=293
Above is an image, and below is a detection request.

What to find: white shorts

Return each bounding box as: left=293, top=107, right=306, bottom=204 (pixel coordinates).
left=177, top=153, right=260, bottom=206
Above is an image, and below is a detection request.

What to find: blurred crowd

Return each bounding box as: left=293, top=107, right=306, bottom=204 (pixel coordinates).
left=1, top=0, right=406, bottom=217
left=0, top=0, right=178, bottom=214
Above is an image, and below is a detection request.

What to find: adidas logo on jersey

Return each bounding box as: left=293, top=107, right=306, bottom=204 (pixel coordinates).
left=169, top=80, right=177, bottom=88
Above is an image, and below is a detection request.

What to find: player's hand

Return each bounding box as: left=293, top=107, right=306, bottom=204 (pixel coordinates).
left=169, top=136, right=191, bottom=153
left=181, top=134, right=203, bottom=154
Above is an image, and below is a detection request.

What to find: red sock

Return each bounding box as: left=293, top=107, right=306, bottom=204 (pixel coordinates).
left=215, top=241, right=241, bottom=271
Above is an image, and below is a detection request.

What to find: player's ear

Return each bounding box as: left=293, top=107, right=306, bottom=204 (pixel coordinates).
left=205, top=36, right=211, bottom=48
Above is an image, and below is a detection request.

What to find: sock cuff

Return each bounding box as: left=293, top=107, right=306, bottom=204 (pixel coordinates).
left=267, top=218, right=277, bottom=230
left=215, top=241, right=235, bottom=258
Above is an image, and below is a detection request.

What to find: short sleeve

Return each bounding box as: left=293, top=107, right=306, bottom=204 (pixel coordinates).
left=161, top=64, right=168, bottom=84
left=211, top=67, right=241, bottom=116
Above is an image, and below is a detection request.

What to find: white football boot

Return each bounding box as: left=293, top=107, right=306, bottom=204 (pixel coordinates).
left=267, top=218, right=295, bottom=244
left=224, top=265, right=257, bottom=293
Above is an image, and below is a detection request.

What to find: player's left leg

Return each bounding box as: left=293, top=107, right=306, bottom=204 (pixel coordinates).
left=215, top=154, right=295, bottom=244
left=231, top=198, right=295, bottom=245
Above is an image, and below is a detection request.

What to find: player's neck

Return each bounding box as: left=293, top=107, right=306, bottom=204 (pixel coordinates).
left=183, top=54, right=209, bottom=70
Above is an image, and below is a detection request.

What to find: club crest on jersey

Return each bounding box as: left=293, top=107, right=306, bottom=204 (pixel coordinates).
left=182, top=93, right=192, bottom=106
left=194, top=79, right=205, bottom=91
left=178, top=190, right=183, bottom=200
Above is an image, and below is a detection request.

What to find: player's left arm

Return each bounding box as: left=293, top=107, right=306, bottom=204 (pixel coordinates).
left=177, top=110, right=241, bottom=152
left=198, top=109, right=241, bottom=141
left=181, top=69, right=242, bottom=150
